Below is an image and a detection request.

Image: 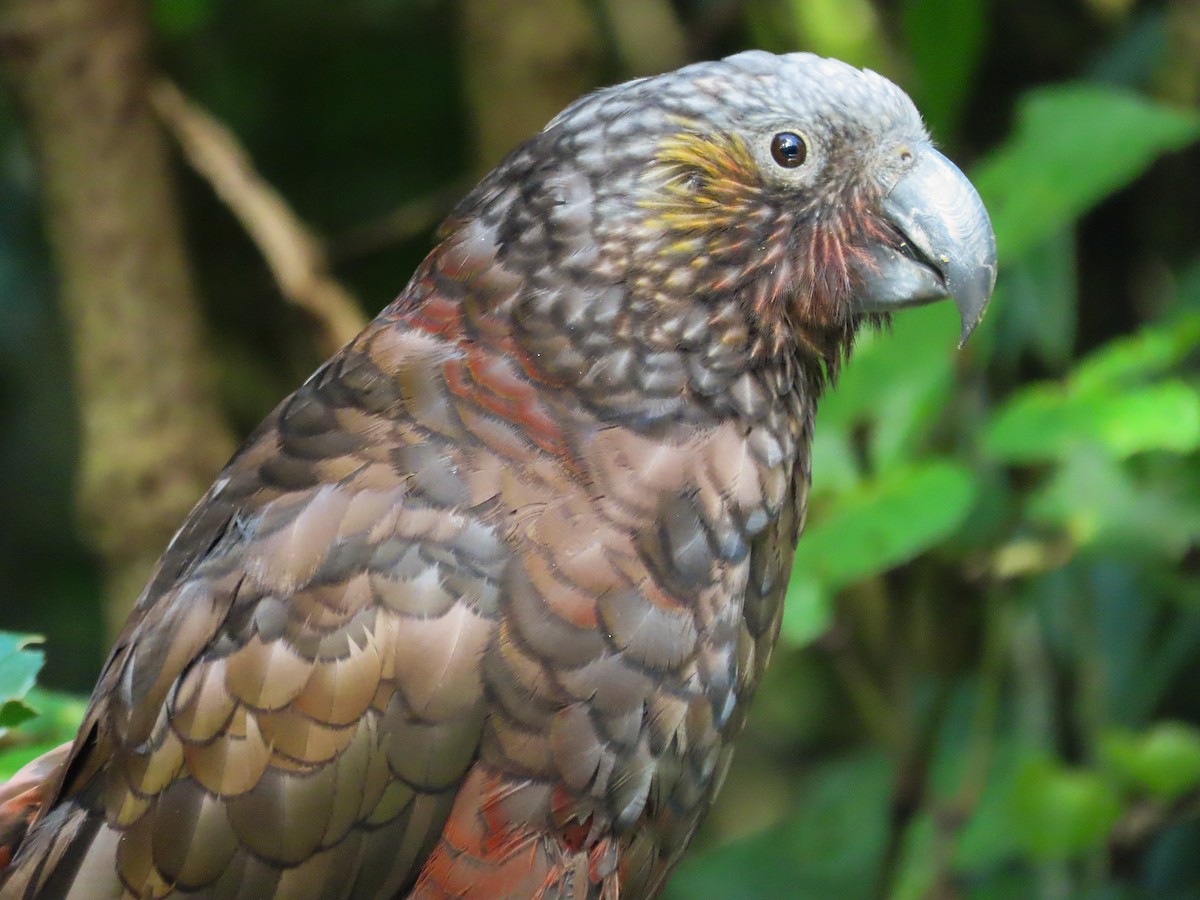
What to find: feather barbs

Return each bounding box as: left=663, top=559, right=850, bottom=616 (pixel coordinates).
left=639, top=128, right=764, bottom=239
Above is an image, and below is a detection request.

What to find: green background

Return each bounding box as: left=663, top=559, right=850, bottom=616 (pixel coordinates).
left=3, top=1, right=1200, bottom=896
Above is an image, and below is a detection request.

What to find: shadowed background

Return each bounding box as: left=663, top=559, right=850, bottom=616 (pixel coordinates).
left=1, top=0, right=1199, bottom=897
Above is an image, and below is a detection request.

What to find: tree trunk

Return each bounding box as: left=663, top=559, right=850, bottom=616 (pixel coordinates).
left=0, top=0, right=235, bottom=637
left=456, top=0, right=605, bottom=169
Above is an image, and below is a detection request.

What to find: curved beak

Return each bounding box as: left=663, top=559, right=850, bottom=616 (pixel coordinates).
left=852, top=148, right=997, bottom=347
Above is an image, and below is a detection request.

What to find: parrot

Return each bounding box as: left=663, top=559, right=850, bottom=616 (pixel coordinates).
left=0, top=50, right=996, bottom=899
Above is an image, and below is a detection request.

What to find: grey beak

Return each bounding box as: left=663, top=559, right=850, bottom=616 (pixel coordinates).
left=852, top=148, right=997, bottom=347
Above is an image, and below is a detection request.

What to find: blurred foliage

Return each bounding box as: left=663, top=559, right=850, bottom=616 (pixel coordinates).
left=2, top=0, right=1200, bottom=897
left=0, top=636, right=84, bottom=779
left=0, top=632, right=42, bottom=735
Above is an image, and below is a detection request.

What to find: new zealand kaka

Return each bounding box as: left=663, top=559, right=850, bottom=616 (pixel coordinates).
left=0, top=51, right=996, bottom=898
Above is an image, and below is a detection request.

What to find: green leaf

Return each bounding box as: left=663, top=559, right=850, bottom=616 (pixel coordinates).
left=665, top=751, right=892, bottom=899
left=796, top=459, right=978, bottom=587
left=983, top=384, right=1094, bottom=462
left=1028, top=450, right=1200, bottom=556
left=784, top=0, right=891, bottom=72
left=1072, top=314, right=1200, bottom=391
left=780, top=577, right=830, bottom=647
left=1101, top=722, right=1200, bottom=801
left=953, top=739, right=1027, bottom=873
left=151, top=0, right=214, bottom=36
left=817, top=302, right=959, bottom=470
left=984, top=381, right=1200, bottom=462
left=0, top=699, right=37, bottom=730
left=889, top=812, right=937, bottom=900
left=982, top=231, right=1078, bottom=371
left=1086, top=8, right=1169, bottom=88
left=902, top=0, right=986, bottom=135
left=0, top=631, right=44, bottom=709
left=0, top=633, right=45, bottom=741
left=783, top=460, right=978, bottom=644
left=809, top=427, right=862, bottom=499
left=1011, top=757, right=1122, bottom=860
left=1095, top=381, right=1200, bottom=456
left=15, top=689, right=88, bottom=745
left=972, top=85, right=1200, bottom=260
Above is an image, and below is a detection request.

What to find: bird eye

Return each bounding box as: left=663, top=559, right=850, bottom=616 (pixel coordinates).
left=770, top=132, right=807, bottom=169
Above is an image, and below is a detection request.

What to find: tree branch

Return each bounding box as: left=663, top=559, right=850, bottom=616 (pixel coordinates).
left=150, top=80, right=366, bottom=357
left=330, top=179, right=469, bottom=263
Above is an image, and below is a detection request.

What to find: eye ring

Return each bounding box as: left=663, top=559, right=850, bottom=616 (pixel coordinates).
left=770, top=132, right=808, bottom=169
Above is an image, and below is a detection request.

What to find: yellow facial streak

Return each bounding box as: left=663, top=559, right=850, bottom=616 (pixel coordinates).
left=640, top=126, right=763, bottom=242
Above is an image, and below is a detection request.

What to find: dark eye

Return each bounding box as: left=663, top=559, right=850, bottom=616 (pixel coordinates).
left=770, top=132, right=807, bottom=168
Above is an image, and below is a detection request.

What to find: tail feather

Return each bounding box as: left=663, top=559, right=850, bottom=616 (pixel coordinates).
left=1, top=803, right=108, bottom=899
left=0, top=742, right=115, bottom=899
left=0, top=743, right=71, bottom=875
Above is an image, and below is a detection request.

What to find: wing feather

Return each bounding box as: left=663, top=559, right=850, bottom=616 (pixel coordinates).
left=2, top=306, right=507, bottom=898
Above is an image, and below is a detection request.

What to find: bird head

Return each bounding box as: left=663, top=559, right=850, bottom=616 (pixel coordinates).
left=446, top=51, right=995, bottom=396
